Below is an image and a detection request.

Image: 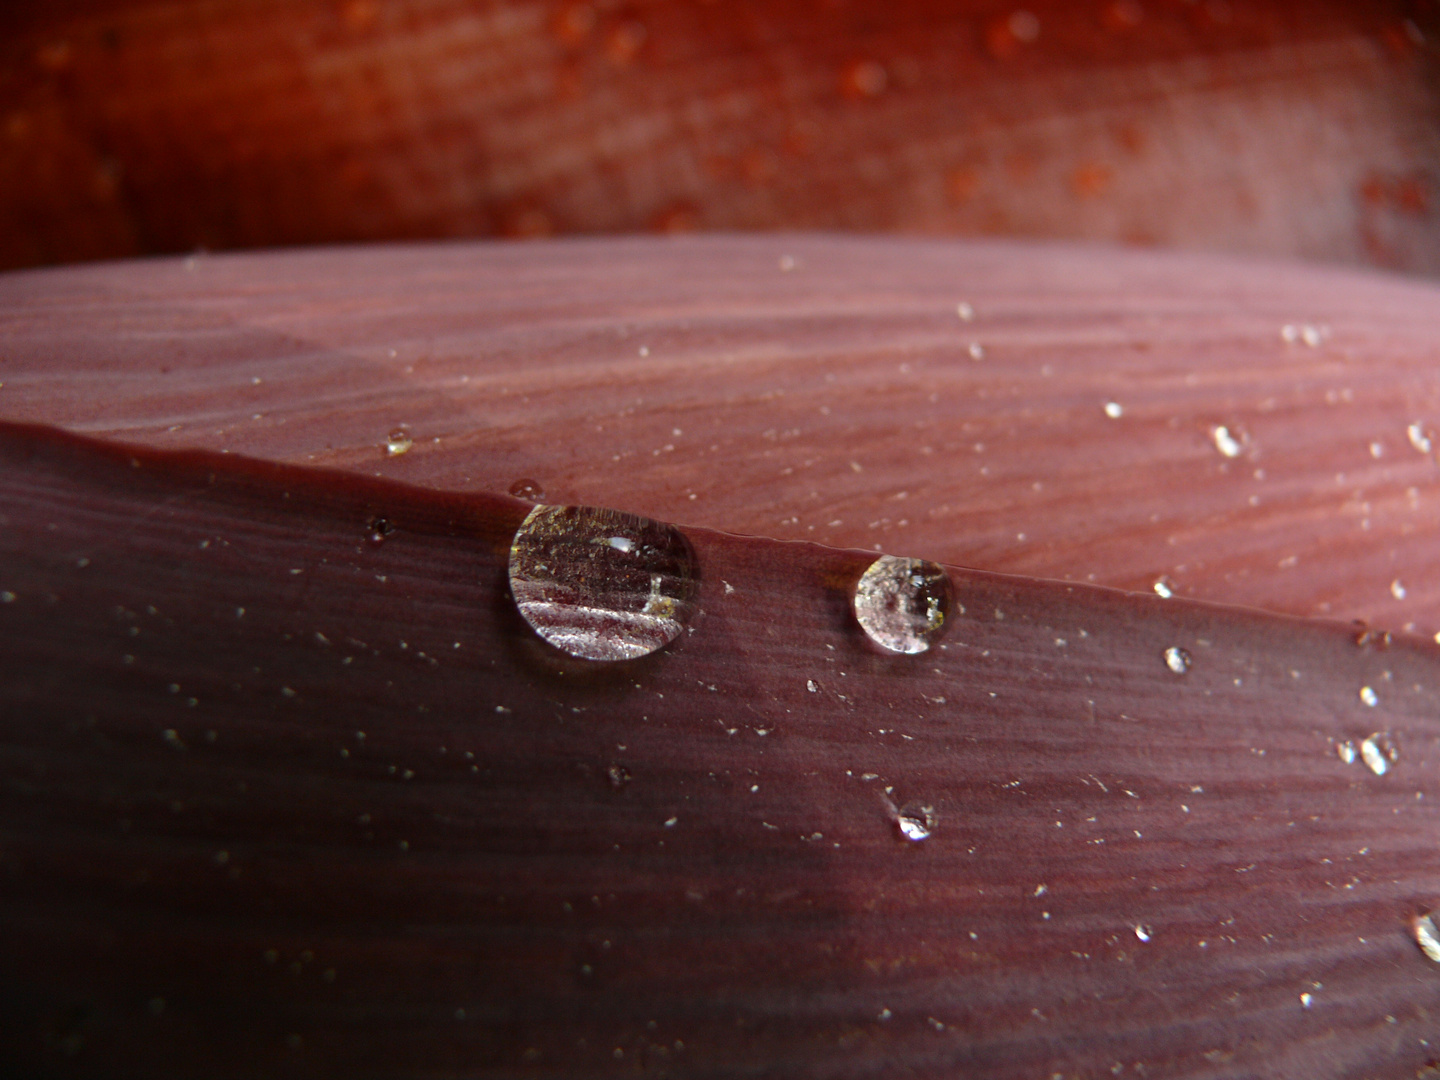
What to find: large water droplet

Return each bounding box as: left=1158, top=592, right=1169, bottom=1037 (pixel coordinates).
left=852, top=555, right=952, bottom=654
left=896, top=803, right=934, bottom=841
left=508, top=505, right=699, bottom=661
left=385, top=429, right=413, bottom=457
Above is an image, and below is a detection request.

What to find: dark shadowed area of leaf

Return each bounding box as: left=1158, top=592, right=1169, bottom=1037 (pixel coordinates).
left=4, top=240, right=1440, bottom=1077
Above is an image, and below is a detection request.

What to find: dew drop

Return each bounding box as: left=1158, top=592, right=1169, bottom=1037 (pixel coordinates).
left=1359, top=685, right=1378, bottom=707
left=896, top=803, right=935, bottom=841
left=1360, top=733, right=1396, bottom=775
left=509, top=478, right=546, bottom=501
left=367, top=516, right=394, bottom=544
left=1211, top=425, right=1242, bottom=458
left=1414, top=913, right=1440, bottom=962
left=1153, top=576, right=1175, bottom=599
left=1407, top=422, right=1432, bottom=454
left=1336, top=740, right=1357, bottom=764
left=852, top=555, right=953, bottom=654
left=1391, top=579, right=1407, bottom=601
left=1134, top=924, right=1152, bottom=942
left=384, top=429, right=413, bottom=457
left=1163, top=646, right=1191, bottom=674
left=956, top=301, right=975, bottom=321
left=1104, top=401, right=1123, bottom=419
left=508, top=505, right=699, bottom=661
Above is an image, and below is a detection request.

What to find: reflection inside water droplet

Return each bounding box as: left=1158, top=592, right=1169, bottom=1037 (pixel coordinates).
left=508, top=505, right=699, bottom=661
left=1163, top=646, right=1191, bottom=674
left=853, top=555, right=952, bottom=654
left=368, top=516, right=394, bottom=544
left=385, top=429, right=413, bottom=456
left=896, top=803, right=934, bottom=841
left=509, top=478, right=546, bottom=501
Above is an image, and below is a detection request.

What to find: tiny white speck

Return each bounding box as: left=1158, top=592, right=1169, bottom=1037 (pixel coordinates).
left=1104, top=402, right=1123, bottom=419
left=1360, top=686, right=1378, bottom=707
left=956, top=301, right=974, bottom=321
left=664, top=816, right=678, bottom=827
left=968, top=342, right=984, bottom=361
left=1391, top=579, right=1407, bottom=600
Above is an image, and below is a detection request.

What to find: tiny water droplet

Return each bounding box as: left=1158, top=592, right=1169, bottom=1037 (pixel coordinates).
left=384, top=429, right=413, bottom=456
left=1163, top=646, right=1191, bottom=674
left=1359, top=685, right=1378, bottom=707
left=1211, top=425, right=1242, bottom=458
left=1153, top=575, right=1175, bottom=599
left=1134, top=924, right=1152, bottom=942
left=509, top=478, right=546, bottom=501
left=608, top=765, right=632, bottom=788
left=853, top=555, right=952, bottom=654
left=1360, top=733, right=1396, bottom=775
left=1299, top=992, right=1313, bottom=1008
left=368, top=516, right=394, bottom=543
left=968, top=342, right=985, bottom=361
left=896, top=803, right=934, bottom=841
left=1391, top=579, right=1407, bottom=600
left=1407, top=422, right=1432, bottom=454
left=508, top=505, right=698, bottom=661
left=956, top=301, right=975, bottom=321
left=1104, top=401, right=1123, bottom=419
left=1414, top=913, right=1440, bottom=962
left=1336, top=740, right=1357, bottom=764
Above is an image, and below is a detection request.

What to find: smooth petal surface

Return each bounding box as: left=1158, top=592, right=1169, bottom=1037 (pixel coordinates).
left=2, top=421, right=1440, bottom=1078
left=3, top=236, right=1440, bottom=629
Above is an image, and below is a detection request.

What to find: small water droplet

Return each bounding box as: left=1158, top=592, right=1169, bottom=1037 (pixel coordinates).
left=896, top=803, right=934, bottom=841
left=1360, top=733, right=1396, bottom=775
left=853, top=555, right=953, bottom=654
left=384, top=429, right=413, bottom=456
left=1153, top=576, right=1175, bottom=599
left=1163, top=646, right=1191, bottom=674
left=1414, top=913, right=1440, bottom=962
left=1134, top=924, right=1152, bottom=942
left=1300, top=992, right=1313, bottom=1008
left=1391, top=579, right=1407, bottom=600
left=508, top=505, right=698, bottom=661
left=1211, top=425, right=1242, bottom=458
left=956, top=301, right=975, bottom=321
left=1407, top=422, right=1432, bottom=454
left=968, top=342, right=985, bottom=361
left=608, top=765, right=632, bottom=788
left=1360, top=685, right=1379, bottom=707
left=368, top=516, right=394, bottom=543
left=1104, top=401, right=1123, bottom=419
left=1336, top=740, right=1357, bottom=764
left=509, top=478, right=546, bottom=501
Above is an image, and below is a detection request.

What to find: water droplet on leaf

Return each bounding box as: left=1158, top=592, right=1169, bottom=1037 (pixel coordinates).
left=508, top=505, right=698, bottom=661
left=1414, top=913, right=1440, bottom=962
left=384, top=429, right=413, bottom=456
left=853, top=555, right=952, bottom=654
left=896, top=803, right=934, bottom=841
left=509, top=478, right=546, bottom=501
left=1163, top=646, right=1191, bottom=674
